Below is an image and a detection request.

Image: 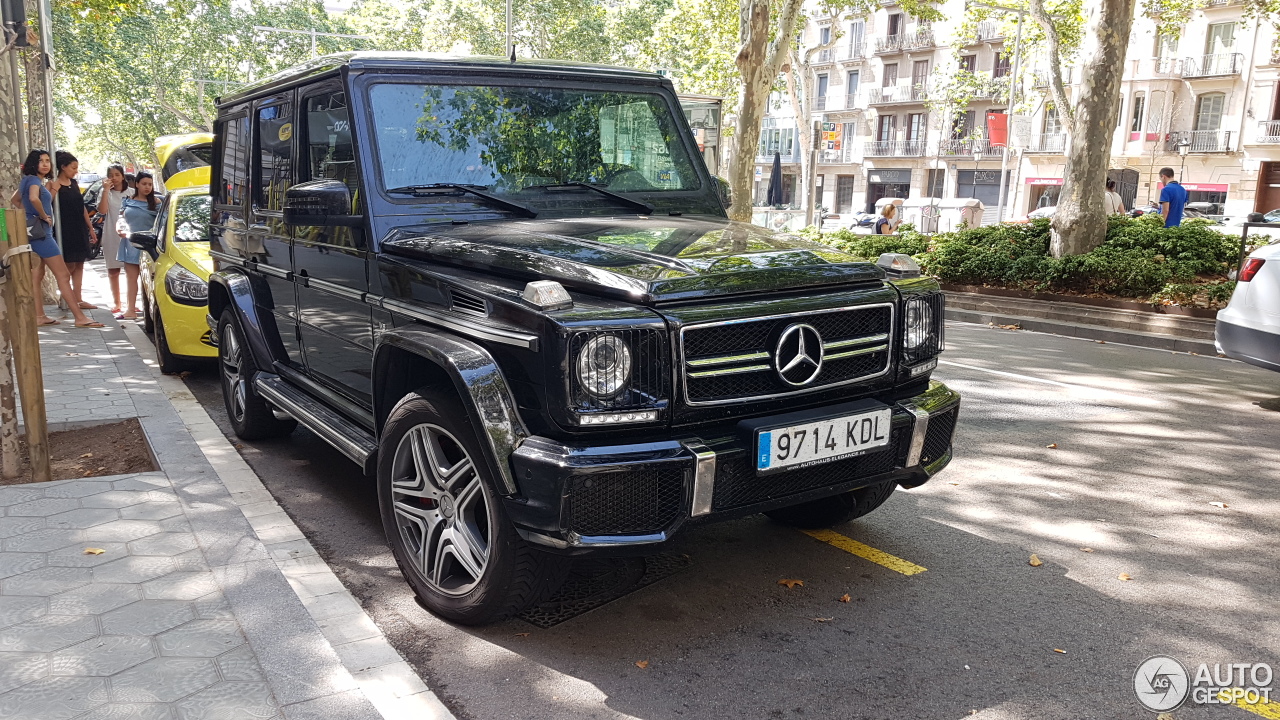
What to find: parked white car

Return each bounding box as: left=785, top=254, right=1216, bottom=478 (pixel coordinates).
left=1216, top=241, right=1280, bottom=372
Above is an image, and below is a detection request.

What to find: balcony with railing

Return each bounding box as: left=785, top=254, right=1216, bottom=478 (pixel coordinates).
left=841, top=42, right=866, bottom=62
left=864, top=139, right=926, bottom=157
left=1165, top=130, right=1234, bottom=153
left=875, top=27, right=934, bottom=54
left=1132, top=57, right=1182, bottom=77
left=965, top=20, right=1003, bottom=45
left=939, top=138, right=1003, bottom=157
left=815, top=48, right=834, bottom=64
left=866, top=83, right=928, bottom=104
left=1181, top=53, right=1243, bottom=78
left=971, top=77, right=1010, bottom=101
left=1026, top=134, right=1067, bottom=153
left=1258, top=120, right=1280, bottom=144
left=1032, top=67, right=1077, bottom=87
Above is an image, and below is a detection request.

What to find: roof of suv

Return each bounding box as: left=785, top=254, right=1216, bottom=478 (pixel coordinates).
left=219, top=52, right=666, bottom=106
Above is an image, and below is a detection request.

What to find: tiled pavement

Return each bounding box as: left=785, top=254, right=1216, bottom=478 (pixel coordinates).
left=2, top=263, right=453, bottom=720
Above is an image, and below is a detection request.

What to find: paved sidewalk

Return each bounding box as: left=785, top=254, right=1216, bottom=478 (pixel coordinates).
left=2, top=263, right=452, bottom=720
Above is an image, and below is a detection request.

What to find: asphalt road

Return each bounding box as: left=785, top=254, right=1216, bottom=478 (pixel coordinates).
left=183, top=322, right=1280, bottom=720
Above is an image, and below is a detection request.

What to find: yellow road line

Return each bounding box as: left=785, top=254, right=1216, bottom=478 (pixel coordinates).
left=801, top=529, right=927, bottom=576
left=1219, top=690, right=1280, bottom=719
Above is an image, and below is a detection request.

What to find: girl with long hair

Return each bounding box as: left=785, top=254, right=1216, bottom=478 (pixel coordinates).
left=98, top=165, right=130, bottom=313
left=116, top=171, right=161, bottom=320
left=48, top=151, right=98, bottom=310
left=17, top=150, right=102, bottom=328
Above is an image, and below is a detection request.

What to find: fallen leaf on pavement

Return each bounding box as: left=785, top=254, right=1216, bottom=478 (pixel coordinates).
left=1053, top=648, right=1067, bottom=654
left=996, top=324, right=1021, bottom=330
left=1029, top=554, right=1043, bottom=567
left=514, top=633, right=530, bottom=638
left=1046, top=443, right=1058, bottom=449
left=839, top=593, right=851, bottom=603
left=635, top=660, right=649, bottom=669
left=1118, top=573, right=1132, bottom=581
left=80, top=453, right=93, bottom=458
left=83, top=548, right=105, bottom=555
left=1080, top=547, right=1094, bottom=553
left=1096, top=340, right=1106, bottom=344
left=1209, top=501, right=1228, bottom=509
left=810, top=617, right=833, bottom=622
left=947, top=481, right=960, bottom=485
left=178, top=371, right=193, bottom=379
left=777, top=579, right=804, bottom=589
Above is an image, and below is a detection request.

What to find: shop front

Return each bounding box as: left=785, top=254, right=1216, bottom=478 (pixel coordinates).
left=956, top=170, right=1011, bottom=225
left=1025, top=177, right=1063, bottom=213
left=866, top=168, right=912, bottom=214
left=1180, top=182, right=1229, bottom=215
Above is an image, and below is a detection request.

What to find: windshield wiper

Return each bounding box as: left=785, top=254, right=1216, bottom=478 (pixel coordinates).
left=385, top=184, right=538, bottom=219
left=524, top=182, right=654, bottom=215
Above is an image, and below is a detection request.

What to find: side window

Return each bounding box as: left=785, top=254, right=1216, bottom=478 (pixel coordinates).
left=154, top=197, right=172, bottom=254
left=215, top=114, right=249, bottom=207
left=303, top=90, right=358, bottom=196
left=255, top=98, right=295, bottom=212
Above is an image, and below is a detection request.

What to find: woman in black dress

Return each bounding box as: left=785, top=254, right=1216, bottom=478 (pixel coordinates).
left=49, top=151, right=98, bottom=310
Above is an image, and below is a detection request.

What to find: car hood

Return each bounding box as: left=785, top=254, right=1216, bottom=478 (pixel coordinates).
left=171, top=241, right=214, bottom=279
left=380, top=216, right=885, bottom=303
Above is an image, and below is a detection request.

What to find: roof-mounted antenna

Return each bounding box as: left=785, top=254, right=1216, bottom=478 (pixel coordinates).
left=506, top=0, right=515, bottom=62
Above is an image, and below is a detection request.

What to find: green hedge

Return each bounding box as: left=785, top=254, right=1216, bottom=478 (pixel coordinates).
left=811, top=214, right=1237, bottom=299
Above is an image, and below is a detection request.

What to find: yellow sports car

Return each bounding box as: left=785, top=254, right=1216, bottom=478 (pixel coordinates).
left=137, top=183, right=215, bottom=373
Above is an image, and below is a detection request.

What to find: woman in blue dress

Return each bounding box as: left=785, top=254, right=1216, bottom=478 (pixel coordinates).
left=116, top=171, right=161, bottom=320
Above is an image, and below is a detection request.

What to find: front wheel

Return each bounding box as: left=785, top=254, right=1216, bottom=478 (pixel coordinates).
left=765, top=480, right=897, bottom=529
left=378, top=388, right=568, bottom=625
left=153, top=310, right=187, bottom=375
left=217, top=310, right=296, bottom=440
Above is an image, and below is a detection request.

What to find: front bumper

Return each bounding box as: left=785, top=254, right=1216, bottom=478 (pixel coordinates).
left=505, top=381, right=961, bottom=552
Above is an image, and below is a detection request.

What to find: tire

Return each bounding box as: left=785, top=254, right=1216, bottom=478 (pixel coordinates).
left=153, top=310, right=187, bottom=375
left=765, top=479, right=898, bottom=529
left=141, top=288, right=155, bottom=335
left=378, top=387, right=569, bottom=625
left=217, top=309, right=296, bottom=440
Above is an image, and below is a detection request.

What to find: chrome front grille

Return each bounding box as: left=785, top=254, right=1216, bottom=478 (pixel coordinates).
left=680, top=304, right=894, bottom=405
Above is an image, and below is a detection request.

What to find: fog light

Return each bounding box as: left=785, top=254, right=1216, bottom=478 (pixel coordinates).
left=577, top=410, right=658, bottom=425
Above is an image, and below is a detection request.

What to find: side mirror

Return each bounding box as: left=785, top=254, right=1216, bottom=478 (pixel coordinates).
left=284, top=180, right=362, bottom=227
left=130, top=231, right=158, bottom=261
left=715, top=176, right=732, bottom=209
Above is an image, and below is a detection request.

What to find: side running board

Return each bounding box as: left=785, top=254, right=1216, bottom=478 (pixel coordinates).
left=254, top=374, right=378, bottom=473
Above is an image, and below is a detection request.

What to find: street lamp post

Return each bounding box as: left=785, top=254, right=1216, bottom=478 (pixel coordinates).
left=1177, top=137, right=1191, bottom=181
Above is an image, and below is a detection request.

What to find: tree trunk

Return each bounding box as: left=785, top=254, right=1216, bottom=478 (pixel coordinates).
left=725, top=0, right=804, bottom=222
left=1043, top=0, right=1136, bottom=257
left=0, top=46, right=24, bottom=479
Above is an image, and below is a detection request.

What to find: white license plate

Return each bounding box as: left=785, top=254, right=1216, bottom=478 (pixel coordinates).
left=756, top=408, right=892, bottom=473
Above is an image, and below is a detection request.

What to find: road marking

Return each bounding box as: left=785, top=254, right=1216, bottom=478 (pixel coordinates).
left=801, top=529, right=927, bottom=576
left=1219, top=690, right=1280, bottom=719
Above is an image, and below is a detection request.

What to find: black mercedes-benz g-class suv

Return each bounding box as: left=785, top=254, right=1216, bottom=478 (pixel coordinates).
left=206, top=52, right=960, bottom=625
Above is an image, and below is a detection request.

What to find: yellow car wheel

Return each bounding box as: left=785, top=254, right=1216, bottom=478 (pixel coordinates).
left=153, top=310, right=187, bottom=375
left=141, top=287, right=155, bottom=335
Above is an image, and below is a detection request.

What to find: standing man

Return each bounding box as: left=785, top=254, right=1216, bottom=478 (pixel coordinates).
left=1158, top=167, right=1187, bottom=227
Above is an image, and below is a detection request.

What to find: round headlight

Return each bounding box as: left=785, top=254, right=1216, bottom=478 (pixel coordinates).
left=576, top=335, right=632, bottom=397
left=904, top=301, right=933, bottom=350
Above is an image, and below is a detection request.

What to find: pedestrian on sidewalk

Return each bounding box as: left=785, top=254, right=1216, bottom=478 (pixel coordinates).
left=1158, top=168, right=1188, bottom=228
left=874, top=204, right=899, bottom=235
left=48, top=151, right=99, bottom=312
left=17, top=150, right=103, bottom=328
left=116, top=171, right=161, bottom=320
left=1105, top=180, right=1126, bottom=215
left=97, top=165, right=130, bottom=314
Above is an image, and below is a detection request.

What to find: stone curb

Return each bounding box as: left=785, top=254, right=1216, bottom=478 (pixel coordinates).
left=944, top=307, right=1220, bottom=355
left=114, top=318, right=456, bottom=720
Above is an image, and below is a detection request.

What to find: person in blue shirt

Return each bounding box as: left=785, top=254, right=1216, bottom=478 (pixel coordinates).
left=1158, top=167, right=1188, bottom=227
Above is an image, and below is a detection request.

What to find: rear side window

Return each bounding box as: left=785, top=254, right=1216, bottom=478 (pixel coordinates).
left=255, top=99, right=294, bottom=211
left=216, top=114, right=249, bottom=207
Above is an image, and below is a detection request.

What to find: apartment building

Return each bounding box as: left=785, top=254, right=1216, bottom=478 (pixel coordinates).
left=755, top=0, right=1280, bottom=224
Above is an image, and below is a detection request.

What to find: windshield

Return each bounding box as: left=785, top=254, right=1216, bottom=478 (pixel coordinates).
left=368, top=83, right=700, bottom=196
left=174, top=195, right=211, bottom=242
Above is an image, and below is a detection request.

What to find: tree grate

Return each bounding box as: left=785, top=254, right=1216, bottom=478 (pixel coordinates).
left=516, top=553, right=693, bottom=628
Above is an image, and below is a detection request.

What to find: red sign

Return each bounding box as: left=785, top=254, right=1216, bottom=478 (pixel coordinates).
left=1024, top=177, right=1064, bottom=185
left=1180, top=183, right=1229, bottom=192
left=986, top=113, right=1008, bottom=147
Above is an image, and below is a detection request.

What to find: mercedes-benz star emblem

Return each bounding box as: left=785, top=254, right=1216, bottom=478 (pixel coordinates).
left=775, top=323, right=824, bottom=386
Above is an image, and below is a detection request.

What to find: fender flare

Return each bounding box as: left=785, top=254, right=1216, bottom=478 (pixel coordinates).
left=207, top=270, right=278, bottom=372
left=373, top=327, right=529, bottom=495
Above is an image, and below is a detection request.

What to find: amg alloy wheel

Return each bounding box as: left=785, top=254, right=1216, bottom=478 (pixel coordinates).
left=378, top=388, right=568, bottom=625
left=217, top=310, right=295, bottom=440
